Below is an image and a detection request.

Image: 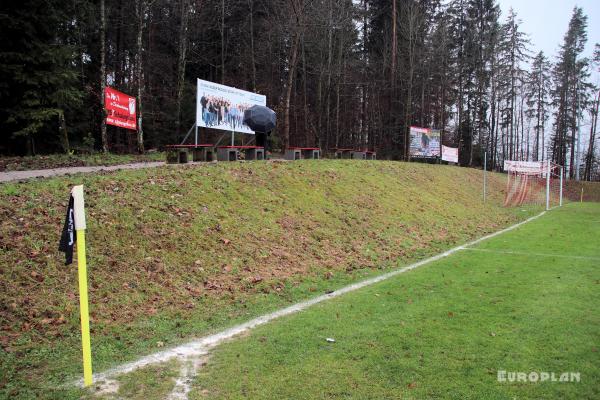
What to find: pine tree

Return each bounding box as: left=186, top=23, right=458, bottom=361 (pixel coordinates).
left=0, top=0, right=83, bottom=154
left=525, top=51, right=551, bottom=161
left=551, top=6, right=588, bottom=177
left=497, top=8, right=530, bottom=162
left=583, top=43, right=599, bottom=180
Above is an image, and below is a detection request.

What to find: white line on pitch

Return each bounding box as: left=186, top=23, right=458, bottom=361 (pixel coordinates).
left=76, top=211, right=547, bottom=388
left=460, top=247, right=600, bottom=261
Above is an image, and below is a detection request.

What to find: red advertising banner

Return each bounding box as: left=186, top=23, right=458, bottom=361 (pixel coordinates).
left=104, top=87, right=136, bottom=130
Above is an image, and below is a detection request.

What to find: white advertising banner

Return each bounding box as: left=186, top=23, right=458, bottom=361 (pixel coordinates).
left=196, top=79, right=266, bottom=134
left=441, top=145, right=458, bottom=163
left=504, top=160, right=547, bottom=174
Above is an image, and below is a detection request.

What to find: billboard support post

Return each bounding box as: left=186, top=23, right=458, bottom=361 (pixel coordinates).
left=194, top=123, right=198, bottom=146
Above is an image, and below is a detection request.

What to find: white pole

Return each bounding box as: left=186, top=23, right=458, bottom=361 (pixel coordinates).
left=194, top=123, right=198, bottom=146
left=483, top=151, right=487, bottom=203
left=559, top=166, right=563, bottom=207
left=546, top=161, right=551, bottom=210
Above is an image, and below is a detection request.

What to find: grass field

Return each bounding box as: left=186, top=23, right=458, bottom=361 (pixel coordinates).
left=0, top=160, right=535, bottom=398
left=182, top=203, right=599, bottom=400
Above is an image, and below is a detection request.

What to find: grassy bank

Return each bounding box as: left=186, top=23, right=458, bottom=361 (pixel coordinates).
left=564, top=181, right=600, bottom=202
left=192, top=203, right=600, bottom=400
left=0, top=160, right=536, bottom=398
left=0, top=152, right=164, bottom=172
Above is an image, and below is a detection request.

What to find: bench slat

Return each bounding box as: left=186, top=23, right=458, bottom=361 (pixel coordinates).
left=217, top=146, right=264, bottom=149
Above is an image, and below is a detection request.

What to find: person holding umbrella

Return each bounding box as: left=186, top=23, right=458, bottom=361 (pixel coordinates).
left=244, top=105, right=276, bottom=159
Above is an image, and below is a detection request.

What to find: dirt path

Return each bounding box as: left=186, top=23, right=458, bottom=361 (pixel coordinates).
left=0, top=159, right=291, bottom=183
left=0, top=162, right=166, bottom=183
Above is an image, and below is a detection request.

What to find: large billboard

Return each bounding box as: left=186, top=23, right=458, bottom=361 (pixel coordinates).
left=409, top=126, right=440, bottom=157
left=442, top=145, right=458, bottom=163
left=196, top=79, right=266, bottom=134
left=104, top=87, right=136, bottom=130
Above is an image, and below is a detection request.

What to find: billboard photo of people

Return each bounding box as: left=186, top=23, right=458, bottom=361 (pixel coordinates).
left=196, top=79, right=266, bottom=134
left=409, top=126, right=441, bottom=157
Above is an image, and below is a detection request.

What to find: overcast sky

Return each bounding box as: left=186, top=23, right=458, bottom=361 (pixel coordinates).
left=495, top=0, right=599, bottom=61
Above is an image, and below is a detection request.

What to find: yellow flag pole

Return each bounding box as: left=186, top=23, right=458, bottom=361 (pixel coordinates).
left=72, top=185, right=93, bottom=386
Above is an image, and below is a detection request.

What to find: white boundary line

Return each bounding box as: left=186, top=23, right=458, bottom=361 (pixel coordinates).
left=461, top=247, right=600, bottom=261
left=78, top=210, right=547, bottom=387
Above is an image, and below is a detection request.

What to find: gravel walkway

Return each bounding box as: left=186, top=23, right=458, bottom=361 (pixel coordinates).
left=0, top=161, right=166, bottom=183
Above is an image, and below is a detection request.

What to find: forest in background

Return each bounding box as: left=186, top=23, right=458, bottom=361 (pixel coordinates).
left=0, top=0, right=599, bottom=180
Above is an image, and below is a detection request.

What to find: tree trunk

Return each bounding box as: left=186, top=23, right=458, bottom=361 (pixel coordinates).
left=584, top=89, right=599, bottom=180
left=248, top=0, right=257, bottom=92
left=335, top=17, right=345, bottom=148
left=135, top=0, right=145, bottom=153
left=301, top=33, right=309, bottom=146
left=100, top=0, right=108, bottom=153
left=58, top=110, right=70, bottom=153
left=391, top=0, right=397, bottom=85
left=221, top=0, right=225, bottom=84
left=570, top=85, right=578, bottom=178
left=282, top=33, right=301, bottom=152
left=175, top=0, right=189, bottom=138
left=325, top=0, right=333, bottom=149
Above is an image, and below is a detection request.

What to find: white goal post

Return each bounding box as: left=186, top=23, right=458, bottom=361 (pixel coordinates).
left=504, top=161, right=563, bottom=210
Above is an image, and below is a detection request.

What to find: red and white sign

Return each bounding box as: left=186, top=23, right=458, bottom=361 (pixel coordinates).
left=504, top=160, right=547, bottom=174
left=441, top=145, right=458, bottom=163
left=104, top=87, right=136, bottom=130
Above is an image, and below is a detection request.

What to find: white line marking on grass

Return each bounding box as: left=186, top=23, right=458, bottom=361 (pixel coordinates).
left=461, top=247, right=600, bottom=261
left=78, top=211, right=547, bottom=390
left=167, top=356, right=208, bottom=400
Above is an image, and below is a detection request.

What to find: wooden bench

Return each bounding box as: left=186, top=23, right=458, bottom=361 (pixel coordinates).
left=165, top=144, right=216, bottom=163
left=333, top=148, right=354, bottom=159
left=351, top=151, right=367, bottom=160
left=285, top=147, right=321, bottom=160
left=217, top=146, right=265, bottom=161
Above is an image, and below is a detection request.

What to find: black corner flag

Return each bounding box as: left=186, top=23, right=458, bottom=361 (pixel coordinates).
left=58, top=195, right=76, bottom=265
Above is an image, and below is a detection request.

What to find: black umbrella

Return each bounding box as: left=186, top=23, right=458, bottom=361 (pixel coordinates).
left=243, top=105, right=276, bottom=133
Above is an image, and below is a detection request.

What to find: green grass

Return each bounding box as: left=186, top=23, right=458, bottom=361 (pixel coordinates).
left=0, top=160, right=536, bottom=398
left=79, top=360, right=180, bottom=400
left=0, top=152, right=164, bottom=172
left=190, top=203, right=600, bottom=399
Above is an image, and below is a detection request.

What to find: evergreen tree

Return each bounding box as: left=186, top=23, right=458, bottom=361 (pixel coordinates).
left=525, top=51, right=551, bottom=161
left=551, top=6, right=588, bottom=177
left=0, top=0, right=83, bottom=154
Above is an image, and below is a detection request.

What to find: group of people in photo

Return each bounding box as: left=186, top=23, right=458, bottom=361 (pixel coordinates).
left=200, top=94, right=252, bottom=131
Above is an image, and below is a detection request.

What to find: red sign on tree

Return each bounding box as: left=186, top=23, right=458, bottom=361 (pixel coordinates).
left=104, top=87, right=137, bottom=130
